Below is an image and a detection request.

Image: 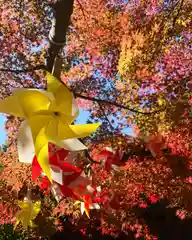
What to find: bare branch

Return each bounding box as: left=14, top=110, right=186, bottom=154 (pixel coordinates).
left=46, top=0, right=74, bottom=72
left=56, top=78, right=165, bottom=115
left=74, top=92, right=165, bottom=115
left=98, top=103, right=116, bottom=147
left=0, top=65, right=46, bottom=74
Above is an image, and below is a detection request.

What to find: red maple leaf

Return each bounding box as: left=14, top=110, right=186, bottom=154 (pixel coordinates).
left=145, top=134, right=165, bottom=157
left=99, top=147, right=123, bottom=171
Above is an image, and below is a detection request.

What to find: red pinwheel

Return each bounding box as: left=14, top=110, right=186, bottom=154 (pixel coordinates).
left=32, top=143, right=82, bottom=199
left=38, top=173, right=100, bottom=202
left=39, top=176, right=80, bottom=201
left=32, top=143, right=81, bottom=184
left=74, top=186, right=102, bottom=218
left=32, top=143, right=101, bottom=202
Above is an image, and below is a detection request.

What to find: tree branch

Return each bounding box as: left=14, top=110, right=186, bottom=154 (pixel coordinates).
left=98, top=103, right=116, bottom=147
left=0, top=65, right=46, bottom=74
left=0, top=64, right=165, bottom=115
left=46, top=0, right=74, bottom=72
left=74, top=92, right=165, bottom=115
left=57, top=78, right=165, bottom=114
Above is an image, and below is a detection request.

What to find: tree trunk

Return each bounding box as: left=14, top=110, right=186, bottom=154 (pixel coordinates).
left=46, top=0, right=74, bottom=73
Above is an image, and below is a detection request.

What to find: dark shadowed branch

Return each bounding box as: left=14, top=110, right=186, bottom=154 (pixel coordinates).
left=74, top=93, right=166, bottom=115
left=46, top=0, right=74, bottom=72
left=0, top=65, right=46, bottom=73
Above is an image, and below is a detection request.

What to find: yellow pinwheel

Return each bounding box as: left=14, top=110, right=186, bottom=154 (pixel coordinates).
left=15, top=198, right=41, bottom=230
left=0, top=72, right=101, bottom=182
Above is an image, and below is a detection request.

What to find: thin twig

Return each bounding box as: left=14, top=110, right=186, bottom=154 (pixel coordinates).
left=74, top=92, right=165, bottom=115
left=0, top=65, right=46, bottom=74
left=43, top=72, right=165, bottom=115
left=76, top=0, right=87, bottom=21
left=98, top=103, right=115, bottom=129
left=98, top=103, right=116, bottom=147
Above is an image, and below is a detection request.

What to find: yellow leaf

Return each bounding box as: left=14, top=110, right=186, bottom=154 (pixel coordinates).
left=15, top=199, right=41, bottom=230
left=158, top=98, right=165, bottom=106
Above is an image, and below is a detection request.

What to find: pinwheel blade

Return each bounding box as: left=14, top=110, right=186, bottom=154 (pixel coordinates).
left=17, top=120, right=35, bottom=164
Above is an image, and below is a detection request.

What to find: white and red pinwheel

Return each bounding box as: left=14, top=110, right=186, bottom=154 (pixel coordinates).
left=32, top=143, right=101, bottom=202
left=74, top=193, right=102, bottom=218
left=32, top=143, right=82, bottom=185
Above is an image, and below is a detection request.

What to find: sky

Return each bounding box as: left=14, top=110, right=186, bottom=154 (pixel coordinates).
left=75, top=109, right=134, bottom=136
left=0, top=114, right=7, bottom=145
left=0, top=39, right=134, bottom=147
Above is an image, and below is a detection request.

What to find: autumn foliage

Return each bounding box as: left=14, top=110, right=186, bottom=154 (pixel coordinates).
left=0, top=0, right=192, bottom=239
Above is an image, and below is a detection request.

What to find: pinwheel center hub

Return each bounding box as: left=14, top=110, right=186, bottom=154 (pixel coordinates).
left=54, top=112, right=60, bottom=117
